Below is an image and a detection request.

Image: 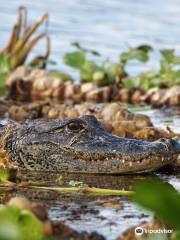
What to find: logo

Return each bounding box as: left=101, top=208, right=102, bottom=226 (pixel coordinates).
left=135, top=227, right=144, bottom=236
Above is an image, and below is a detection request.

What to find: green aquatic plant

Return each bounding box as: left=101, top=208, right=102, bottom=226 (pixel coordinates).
left=0, top=167, right=9, bottom=183
left=63, top=43, right=155, bottom=88
left=0, top=205, right=42, bottom=240
left=0, top=6, right=50, bottom=95
left=0, top=53, right=11, bottom=95
left=63, top=42, right=180, bottom=90
left=48, top=70, right=73, bottom=82
left=120, top=44, right=153, bottom=64
left=159, top=49, right=180, bottom=86
left=122, top=47, right=180, bottom=90
left=68, top=180, right=88, bottom=187
left=0, top=6, right=50, bottom=70
left=133, top=179, right=180, bottom=239
left=63, top=42, right=126, bottom=86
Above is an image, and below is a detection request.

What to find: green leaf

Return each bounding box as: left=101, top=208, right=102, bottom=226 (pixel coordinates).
left=0, top=168, right=9, bottom=182
left=92, top=71, right=110, bottom=86
left=160, top=49, right=174, bottom=63
left=123, top=77, right=141, bottom=89
left=80, top=60, right=97, bottom=82
left=173, top=56, right=180, bottom=65
left=133, top=179, right=180, bottom=230
left=160, top=59, right=171, bottom=73
left=120, top=49, right=149, bottom=64
left=137, top=44, right=153, bottom=52
left=0, top=53, right=10, bottom=73
left=0, top=206, right=42, bottom=240
left=18, top=210, right=42, bottom=240
left=63, top=51, right=85, bottom=69
left=48, top=70, right=73, bottom=81
left=71, top=42, right=101, bottom=56
left=0, top=222, right=21, bottom=240
left=107, top=62, right=124, bottom=77
left=120, top=45, right=152, bottom=64
left=171, top=231, right=180, bottom=240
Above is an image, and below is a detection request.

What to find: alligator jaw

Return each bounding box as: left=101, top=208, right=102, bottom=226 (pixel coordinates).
left=63, top=134, right=180, bottom=174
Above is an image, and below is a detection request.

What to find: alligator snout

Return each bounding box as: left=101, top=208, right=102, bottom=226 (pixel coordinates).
left=153, top=138, right=180, bottom=153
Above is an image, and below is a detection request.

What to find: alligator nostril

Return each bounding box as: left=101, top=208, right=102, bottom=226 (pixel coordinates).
left=159, top=138, right=168, bottom=143
left=153, top=138, right=171, bottom=151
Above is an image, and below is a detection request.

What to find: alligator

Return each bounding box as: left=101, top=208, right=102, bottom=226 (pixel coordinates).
left=1, top=115, right=180, bottom=174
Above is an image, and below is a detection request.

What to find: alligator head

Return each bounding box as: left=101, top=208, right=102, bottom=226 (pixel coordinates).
left=4, top=115, right=180, bottom=174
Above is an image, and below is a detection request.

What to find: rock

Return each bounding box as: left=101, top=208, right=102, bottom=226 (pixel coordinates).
left=85, top=88, right=104, bottom=102
left=118, top=88, right=129, bottom=102
left=141, top=86, right=180, bottom=106
left=6, top=66, right=32, bottom=87
left=6, top=66, right=180, bottom=106
left=81, top=83, right=98, bottom=93
left=131, top=89, right=144, bottom=103
left=101, top=102, right=125, bottom=122
left=8, top=197, right=32, bottom=212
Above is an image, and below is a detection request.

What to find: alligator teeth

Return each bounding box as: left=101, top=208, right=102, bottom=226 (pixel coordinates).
left=129, top=162, right=132, bottom=167
left=162, top=157, right=164, bottom=162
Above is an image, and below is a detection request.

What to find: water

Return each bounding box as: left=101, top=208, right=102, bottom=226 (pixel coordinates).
left=1, top=0, right=180, bottom=78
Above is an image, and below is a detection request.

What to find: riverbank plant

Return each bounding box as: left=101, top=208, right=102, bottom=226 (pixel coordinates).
left=133, top=179, right=180, bottom=240
left=0, top=6, right=50, bottom=92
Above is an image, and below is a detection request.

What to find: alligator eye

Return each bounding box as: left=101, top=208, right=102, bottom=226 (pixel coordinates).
left=66, top=122, right=84, bottom=132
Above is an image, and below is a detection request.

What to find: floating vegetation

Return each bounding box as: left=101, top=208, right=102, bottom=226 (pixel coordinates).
left=63, top=42, right=180, bottom=91
left=31, top=185, right=133, bottom=196
left=63, top=42, right=127, bottom=86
